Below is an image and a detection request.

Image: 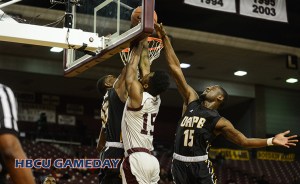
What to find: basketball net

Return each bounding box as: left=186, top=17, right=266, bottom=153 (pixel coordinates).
left=119, top=37, right=163, bottom=65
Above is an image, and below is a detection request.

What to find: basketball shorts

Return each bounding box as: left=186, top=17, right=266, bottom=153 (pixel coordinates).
left=171, top=159, right=216, bottom=184
left=121, top=152, right=160, bottom=184
left=99, top=147, right=124, bottom=184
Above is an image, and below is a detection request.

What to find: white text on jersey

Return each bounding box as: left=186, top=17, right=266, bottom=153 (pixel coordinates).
left=180, top=116, right=206, bottom=128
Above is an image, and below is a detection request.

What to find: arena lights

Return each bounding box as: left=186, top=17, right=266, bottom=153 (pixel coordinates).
left=50, top=47, right=64, bottom=53
left=234, top=70, right=247, bottom=76
left=286, top=78, right=298, bottom=83
left=180, top=63, right=191, bottom=68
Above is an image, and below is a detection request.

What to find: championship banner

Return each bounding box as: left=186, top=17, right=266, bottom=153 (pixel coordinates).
left=209, top=148, right=250, bottom=160
left=58, top=115, right=76, bottom=126
left=257, top=151, right=295, bottom=162
left=184, top=0, right=236, bottom=13
left=240, top=0, right=288, bottom=23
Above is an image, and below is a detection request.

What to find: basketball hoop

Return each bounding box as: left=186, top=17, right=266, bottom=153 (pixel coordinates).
left=119, top=37, right=164, bottom=65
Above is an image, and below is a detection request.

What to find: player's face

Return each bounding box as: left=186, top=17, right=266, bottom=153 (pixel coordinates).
left=43, top=176, right=56, bottom=184
left=105, top=75, right=117, bottom=87
left=200, top=85, right=222, bottom=101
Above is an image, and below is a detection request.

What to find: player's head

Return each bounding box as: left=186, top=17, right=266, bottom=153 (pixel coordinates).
left=42, top=175, right=56, bottom=184
left=96, top=75, right=117, bottom=96
left=140, top=71, right=170, bottom=96
left=199, top=85, right=228, bottom=109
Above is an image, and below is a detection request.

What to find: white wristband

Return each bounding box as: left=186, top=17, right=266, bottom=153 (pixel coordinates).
left=267, top=137, right=274, bottom=146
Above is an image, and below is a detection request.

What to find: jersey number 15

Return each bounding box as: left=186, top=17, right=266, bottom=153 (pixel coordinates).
left=141, top=113, right=157, bottom=136
left=183, top=130, right=194, bottom=147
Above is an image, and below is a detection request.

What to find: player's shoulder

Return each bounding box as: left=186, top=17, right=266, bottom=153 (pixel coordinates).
left=142, top=92, right=160, bottom=105
left=215, top=117, right=231, bottom=127
left=186, top=99, right=201, bottom=110
left=142, top=92, right=158, bottom=100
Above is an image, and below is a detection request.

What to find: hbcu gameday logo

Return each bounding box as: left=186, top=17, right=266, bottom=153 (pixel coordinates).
left=15, top=159, right=121, bottom=169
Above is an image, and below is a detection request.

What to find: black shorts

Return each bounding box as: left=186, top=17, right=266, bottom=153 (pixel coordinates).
left=99, top=147, right=124, bottom=184
left=171, top=159, right=216, bottom=184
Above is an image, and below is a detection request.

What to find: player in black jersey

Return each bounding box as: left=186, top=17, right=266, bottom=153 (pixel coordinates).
left=155, top=23, right=298, bottom=184
left=96, top=68, right=127, bottom=184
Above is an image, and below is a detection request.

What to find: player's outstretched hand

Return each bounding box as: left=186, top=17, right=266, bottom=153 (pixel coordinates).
left=154, top=23, right=167, bottom=39
left=273, top=130, right=298, bottom=148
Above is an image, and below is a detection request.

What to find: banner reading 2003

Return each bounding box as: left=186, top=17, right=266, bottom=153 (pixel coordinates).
left=240, top=0, right=288, bottom=22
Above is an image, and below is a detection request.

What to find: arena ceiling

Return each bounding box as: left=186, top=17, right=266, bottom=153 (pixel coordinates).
left=0, top=0, right=299, bottom=108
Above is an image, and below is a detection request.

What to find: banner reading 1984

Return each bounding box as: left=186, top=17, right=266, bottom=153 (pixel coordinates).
left=240, top=0, right=288, bottom=23
left=184, top=0, right=236, bottom=13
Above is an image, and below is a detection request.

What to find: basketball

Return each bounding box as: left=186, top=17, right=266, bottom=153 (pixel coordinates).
left=131, top=6, right=158, bottom=26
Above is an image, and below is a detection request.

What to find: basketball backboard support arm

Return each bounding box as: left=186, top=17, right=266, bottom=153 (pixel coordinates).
left=0, top=0, right=22, bottom=9
left=0, top=13, right=103, bottom=52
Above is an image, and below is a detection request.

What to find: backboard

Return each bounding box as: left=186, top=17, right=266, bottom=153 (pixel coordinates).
left=63, top=0, right=156, bottom=77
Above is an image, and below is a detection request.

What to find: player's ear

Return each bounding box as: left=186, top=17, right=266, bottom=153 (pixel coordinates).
left=104, top=80, right=113, bottom=88
left=217, top=95, right=224, bottom=102
left=143, top=83, right=149, bottom=89
left=104, top=81, right=111, bottom=88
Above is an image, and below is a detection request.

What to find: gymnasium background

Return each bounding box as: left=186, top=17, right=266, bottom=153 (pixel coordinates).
left=0, top=0, right=299, bottom=183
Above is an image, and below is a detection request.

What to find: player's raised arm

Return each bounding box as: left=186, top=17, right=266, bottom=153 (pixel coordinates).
left=114, top=66, right=128, bottom=103
left=125, top=42, right=143, bottom=108
left=139, top=38, right=151, bottom=78
left=155, top=23, right=198, bottom=106
left=215, top=117, right=298, bottom=148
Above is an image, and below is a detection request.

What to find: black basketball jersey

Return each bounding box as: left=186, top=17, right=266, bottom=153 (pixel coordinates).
left=103, top=88, right=125, bottom=142
left=174, top=100, right=221, bottom=156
